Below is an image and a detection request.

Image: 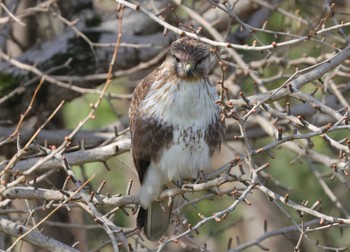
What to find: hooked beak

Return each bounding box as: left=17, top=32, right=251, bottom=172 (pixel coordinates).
left=184, top=63, right=194, bottom=74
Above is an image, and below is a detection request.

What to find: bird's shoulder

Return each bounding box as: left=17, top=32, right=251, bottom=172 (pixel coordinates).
left=128, top=66, right=161, bottom=131
left=128, top=65, right=174, bottom=181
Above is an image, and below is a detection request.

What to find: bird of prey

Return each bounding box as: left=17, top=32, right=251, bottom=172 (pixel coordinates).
left=129, top=37, right=224, bottom=241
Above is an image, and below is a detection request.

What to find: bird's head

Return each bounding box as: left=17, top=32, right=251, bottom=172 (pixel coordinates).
left=168, top=37, right=212, bottom=81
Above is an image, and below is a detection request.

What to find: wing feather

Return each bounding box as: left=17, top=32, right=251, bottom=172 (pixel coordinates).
left=128, top=68, right=174, bottom=182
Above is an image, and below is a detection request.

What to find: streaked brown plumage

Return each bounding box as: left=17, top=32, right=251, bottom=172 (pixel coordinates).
left=129, top=37, right=224, bottom=240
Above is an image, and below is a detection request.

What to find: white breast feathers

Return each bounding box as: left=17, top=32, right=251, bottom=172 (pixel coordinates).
left=138, top=78, right=220, bottom=208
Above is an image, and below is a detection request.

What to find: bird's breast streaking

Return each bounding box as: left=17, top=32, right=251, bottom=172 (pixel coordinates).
left=139, top=77, right=220, bottom=195
left=128, top=37, right=224, bottom=240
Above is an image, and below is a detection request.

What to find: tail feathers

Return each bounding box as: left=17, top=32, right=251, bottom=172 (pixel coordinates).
left=137, top=201, right=172, bottom=241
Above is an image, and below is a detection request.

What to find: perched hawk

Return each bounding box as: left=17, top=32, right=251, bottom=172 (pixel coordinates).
left=129, top=37, right=224, bottom=240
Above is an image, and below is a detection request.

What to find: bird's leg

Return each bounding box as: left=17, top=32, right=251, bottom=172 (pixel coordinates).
left=172, top=179, right=191, bottom=202
left=193, top=169, right=206, bottom=184
left=173, top=178, right=184, bottom=188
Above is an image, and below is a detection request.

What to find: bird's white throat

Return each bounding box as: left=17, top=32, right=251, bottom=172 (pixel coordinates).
left=142, top=78, right=219, bottom=125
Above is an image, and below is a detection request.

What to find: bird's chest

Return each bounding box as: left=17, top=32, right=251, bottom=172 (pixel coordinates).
left=160, top=123, right=209, bottom=180
left=141, top=79, right=217, bottom=125
left=140, top=80, right=219, bottom=180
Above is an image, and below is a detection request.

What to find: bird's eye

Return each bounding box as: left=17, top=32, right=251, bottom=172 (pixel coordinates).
left=197, top=58, right=204, bottom=64
left=174, top=56, right=181, bottom=63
